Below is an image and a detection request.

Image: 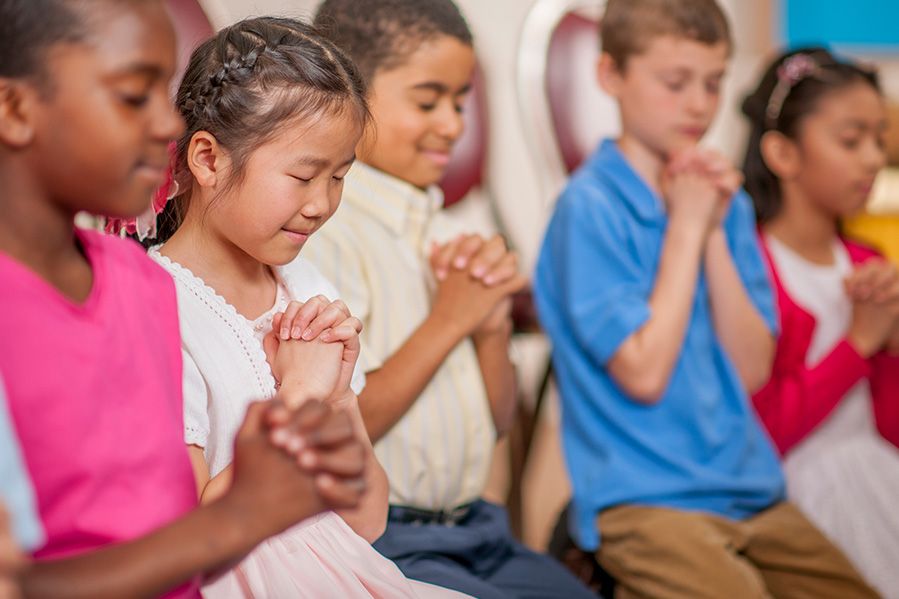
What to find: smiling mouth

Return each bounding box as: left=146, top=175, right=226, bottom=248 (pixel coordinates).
left=680, top=127, right=706, bottom=138
left=282, top=227, right=312, bottom=242
left=420, top=149, right=452, bottom=165
left=134, top=162, right=168, bottom=183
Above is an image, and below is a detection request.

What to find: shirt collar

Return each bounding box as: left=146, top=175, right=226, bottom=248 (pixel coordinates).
left=588, top=139, right=665, bottom=224
left=342, top=162, right=444, bottom=243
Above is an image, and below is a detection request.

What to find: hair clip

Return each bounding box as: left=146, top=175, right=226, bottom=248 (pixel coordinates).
left=765, top=53, right=820, bottom=129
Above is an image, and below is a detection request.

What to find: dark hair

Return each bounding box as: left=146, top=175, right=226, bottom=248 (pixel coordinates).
left=154, top=16, right=368, bottom=243
left=601, top=0, right=731, bottom=69
left=313, top=0, right=472, bottom=86
left=741, top=47, right=880, bottom=223
left=0, top=0, right=142, bottom=84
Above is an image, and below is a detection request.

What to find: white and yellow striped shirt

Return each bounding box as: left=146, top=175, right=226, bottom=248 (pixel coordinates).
left=302, top=162, right=495, bottom=511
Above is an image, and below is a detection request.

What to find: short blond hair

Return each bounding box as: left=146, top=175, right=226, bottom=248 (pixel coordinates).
left=601, top=0, right=732, bottom=68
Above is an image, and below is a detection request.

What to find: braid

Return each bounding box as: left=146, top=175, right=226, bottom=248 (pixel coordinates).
left=151, top=16, right=369, bottom=245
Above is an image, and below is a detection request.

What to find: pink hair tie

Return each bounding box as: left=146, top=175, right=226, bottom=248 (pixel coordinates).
left=105, top=141, right=179, bottom=240
left=764, top=54, right=821, bottom=129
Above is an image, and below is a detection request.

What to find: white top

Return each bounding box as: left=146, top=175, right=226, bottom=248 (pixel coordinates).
left=766, top=236, right=876, bottom=464
left=149, top=249, right=364, bottom=477
left=302, top=162, right=495, bottom=510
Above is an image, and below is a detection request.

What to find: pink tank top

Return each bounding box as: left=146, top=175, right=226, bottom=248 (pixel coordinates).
left=0, top=230, right=200, bottom=597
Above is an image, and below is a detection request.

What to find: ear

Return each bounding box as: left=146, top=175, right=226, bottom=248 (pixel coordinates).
left=597, top=52, right=623, bottom=97
left=187, top=130, right=229, bottom=189
left=0, top=79, right=38, bottom=148
left=760, top=130, right=801, bottom=181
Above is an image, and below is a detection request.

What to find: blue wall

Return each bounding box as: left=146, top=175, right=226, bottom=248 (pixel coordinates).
left=783, top=0, right=899, bottom=50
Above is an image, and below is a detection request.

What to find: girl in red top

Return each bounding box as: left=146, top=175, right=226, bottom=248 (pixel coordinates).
left=742, top=47, right=899, bottom=596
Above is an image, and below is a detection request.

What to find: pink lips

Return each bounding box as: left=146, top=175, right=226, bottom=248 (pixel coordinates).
left=859, top=180, right=877, bottom=196
left=282, top=229, right=310, bottom=244
left=680, top=126, right=706, bottom=140
left=421, top=149, right=452, bottom=166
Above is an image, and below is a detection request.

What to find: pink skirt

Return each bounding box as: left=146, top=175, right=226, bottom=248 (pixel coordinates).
left=201, top=512, right=469, bottom=598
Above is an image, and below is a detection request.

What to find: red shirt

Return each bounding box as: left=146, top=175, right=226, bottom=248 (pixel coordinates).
left=754, top=235, right=899, bottom=456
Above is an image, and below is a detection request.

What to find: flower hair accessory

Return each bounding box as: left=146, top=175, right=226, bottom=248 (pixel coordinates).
left=765, top=53, right=821, bottom=129
left=105, top=141, right=179, bottom=240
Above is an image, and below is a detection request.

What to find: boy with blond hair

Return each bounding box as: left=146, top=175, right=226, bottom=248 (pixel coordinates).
left=534, top=1, right=876, bottom=596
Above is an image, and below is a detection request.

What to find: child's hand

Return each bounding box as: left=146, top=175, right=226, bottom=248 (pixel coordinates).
left=264, top=331, right=343, bottom=408
left=226, top=399, right=366, bottom=538
left=845, top=260, right=899, bottom=357
left=276, top=297, right=352, bottom=342
left=430, top=263, right=527, bottom=340
left=473, top=296, right=514, bottom=342
left=886, top=323, right=899, bottom=356
left=267, top=300, right=363, bottom=403
left=301, top=312, right=363, bottom=402
left=661, top=166, right=720, bottom=234
left=0, top=504, right=23, bottom=599
left=431, top=234, right=520, bottom=288
left=667, top=148, right=741, bottom=229
left=845, top=259, right=899, bottom=304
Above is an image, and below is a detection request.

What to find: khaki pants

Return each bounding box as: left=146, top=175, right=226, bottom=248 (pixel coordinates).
left=596, top=502, right=878, bottom=599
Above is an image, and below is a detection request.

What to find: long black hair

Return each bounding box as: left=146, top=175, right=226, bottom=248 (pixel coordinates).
left=741, top=47, right=879, bottom=224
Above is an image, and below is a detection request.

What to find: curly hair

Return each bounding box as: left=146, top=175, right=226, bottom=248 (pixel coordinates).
left=313, top=0, right=472, bottom=85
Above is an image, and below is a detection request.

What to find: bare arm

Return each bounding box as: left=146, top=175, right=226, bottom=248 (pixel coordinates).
left=358, top=313, right=466, bottom=443
left=330, top=393, right=388, bottom=542
left=473, top=307, right=517, bottom=437
left=704, top=229, right=775, bottom=393
left=18, top=399, right=364, bottom=599
left=359, top=268, right=525, bottom=443
left=607, top=216, right=708, bottom=403
left=19, top=492, right=258, bottom=599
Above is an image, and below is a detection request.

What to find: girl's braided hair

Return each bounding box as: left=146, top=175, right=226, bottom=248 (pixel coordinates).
left=155, top=16, right=368, bottom=242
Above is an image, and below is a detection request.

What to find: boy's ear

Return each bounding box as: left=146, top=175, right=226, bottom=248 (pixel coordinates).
left=596, top=53, right=623, bottom=97
left=760, top=131, right=800, bottom=181
left=187, top=131, right=228, bottom=189
left=0, top=79, right=38, bottom=148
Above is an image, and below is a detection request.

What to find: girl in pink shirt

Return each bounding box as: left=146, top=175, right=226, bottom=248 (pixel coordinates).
left=0, top=1, right=369, bottom=597
left=742, top=48, right=899, bottom=596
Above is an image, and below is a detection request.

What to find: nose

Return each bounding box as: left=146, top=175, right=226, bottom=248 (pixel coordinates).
left=434, top=101, right=465, bottom=143
left=152, top=96, right=185, bottom=142
left=862, top=136, right=887, bottom=173
left=299, top=183, right=332, bottom=220
left=686, top=83, right=713, bottom=117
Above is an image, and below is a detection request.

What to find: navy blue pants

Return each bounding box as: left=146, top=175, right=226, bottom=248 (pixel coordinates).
left=373, top=500, right=598, bottom=599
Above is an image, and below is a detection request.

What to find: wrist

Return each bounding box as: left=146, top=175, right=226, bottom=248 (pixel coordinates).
left=327, top=389, right=357, bottom=411
left=706, top=226, right=726, bottom=244
left=667, top=214, right=709, bottom=251
left=206, top=493, right=265, bottom=554
left=473, top=317, right=513, bottom=344
left=847, top=331, right=879, bottom=359
left=278, top=379, right=326, bottom=408
left=425, top=308, right=469, bottom=344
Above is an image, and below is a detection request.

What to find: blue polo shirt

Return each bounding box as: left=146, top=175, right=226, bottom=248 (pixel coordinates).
left=0, top=377, right=44, bottom=552
left=534, top=140, right=785, bottom=550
